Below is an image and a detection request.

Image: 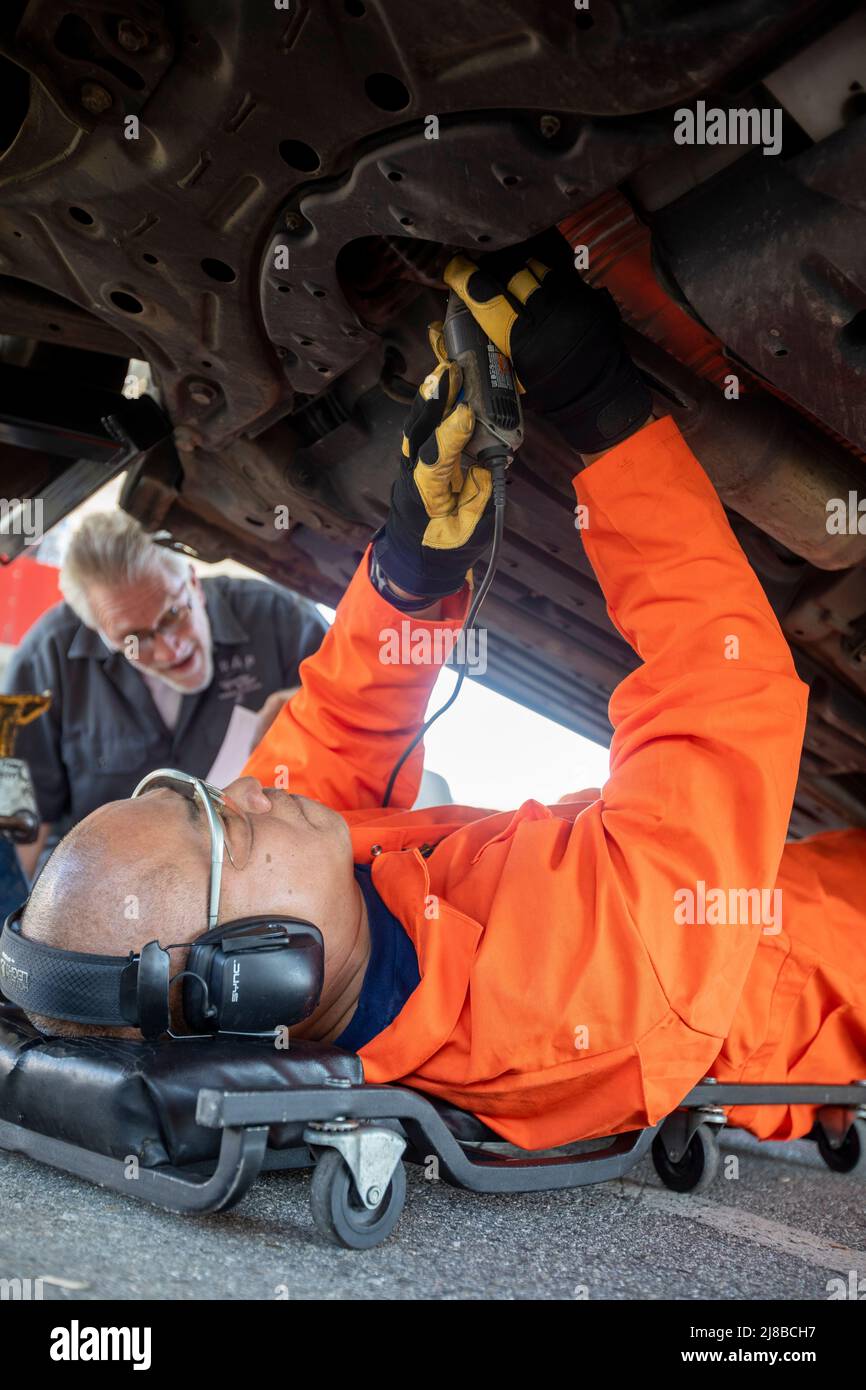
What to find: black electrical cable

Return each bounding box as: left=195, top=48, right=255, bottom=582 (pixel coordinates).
left=381, top=461, right=508, bottom=809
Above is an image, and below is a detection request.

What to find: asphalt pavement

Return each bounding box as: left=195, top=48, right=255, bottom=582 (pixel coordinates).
left=1, top=1128, right=864, bottom=1300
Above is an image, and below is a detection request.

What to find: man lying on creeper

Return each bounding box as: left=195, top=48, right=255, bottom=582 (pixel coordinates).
left=6, top=245, right=864, bottom=1150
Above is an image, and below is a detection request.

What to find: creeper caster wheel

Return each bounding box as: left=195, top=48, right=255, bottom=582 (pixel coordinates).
left=310, top=1148, right=406, bottom=1249
left=652, top=1121, right=720, bottom=1194
left=816, top=1117, right=865, bottom=1175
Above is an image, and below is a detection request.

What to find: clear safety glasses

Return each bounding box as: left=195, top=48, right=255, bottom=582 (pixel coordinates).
left=131, top=768, right=253, bottom=928
left=122, top=585, right=193, bottom=658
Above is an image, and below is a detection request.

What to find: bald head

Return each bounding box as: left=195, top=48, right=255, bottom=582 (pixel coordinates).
left=17, top=775, right=367, bottom=1043
left=21, top=795, right=210, bottom=1037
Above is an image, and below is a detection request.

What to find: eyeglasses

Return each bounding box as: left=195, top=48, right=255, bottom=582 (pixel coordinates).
left=120, top=586, right=193, bottom=658
left=131, top=768, right=253, bottom=928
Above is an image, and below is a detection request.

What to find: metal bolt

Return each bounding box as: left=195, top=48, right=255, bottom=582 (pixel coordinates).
left=539, top=114, right=561, bottom=139
left=189, top=380, right=217, bottom=406
left=117, top=19, right=150, bottom=52
left=81, top=82, right=113, bottom=115
left=284, top=212, right=304, bottom=232
left=366, top=1186, right=381, bottom=1206
left=174, top=426, right=199, bottom=454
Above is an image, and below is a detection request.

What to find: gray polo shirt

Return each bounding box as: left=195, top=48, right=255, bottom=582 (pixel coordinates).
left=2, top=575, right=328, bottom=830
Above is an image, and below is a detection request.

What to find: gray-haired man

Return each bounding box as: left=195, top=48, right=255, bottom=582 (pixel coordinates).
left=3, top=510, right=327, bottom=878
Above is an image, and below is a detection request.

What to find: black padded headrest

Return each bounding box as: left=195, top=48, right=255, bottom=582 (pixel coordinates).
left=0, top=1003, right=363, bottom=1167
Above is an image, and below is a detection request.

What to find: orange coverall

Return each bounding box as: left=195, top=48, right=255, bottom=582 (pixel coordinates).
left=245, top=417, right=866, bottom=1149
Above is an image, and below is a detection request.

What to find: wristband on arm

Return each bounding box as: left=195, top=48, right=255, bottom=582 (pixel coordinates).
left=368, top=538, right=455, bottom=612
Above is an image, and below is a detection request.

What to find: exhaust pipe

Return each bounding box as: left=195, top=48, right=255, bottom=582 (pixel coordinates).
left=559, top=194, right=866, bottom=570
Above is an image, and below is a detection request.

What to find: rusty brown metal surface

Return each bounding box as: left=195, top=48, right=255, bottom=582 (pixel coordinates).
left=0, top=0, right=864, bottom=833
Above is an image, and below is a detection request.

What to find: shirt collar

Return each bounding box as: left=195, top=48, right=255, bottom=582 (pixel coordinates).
left=65, top=577, right=247, bottom=660
left=66, top=621, right=114, bottom=661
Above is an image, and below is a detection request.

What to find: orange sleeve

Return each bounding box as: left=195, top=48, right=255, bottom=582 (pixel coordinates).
left=242, top=547, right=469, bottom=811
left=438, top=417, right=811, bottom=1144
left=573, top=415, right=809, bottom=1041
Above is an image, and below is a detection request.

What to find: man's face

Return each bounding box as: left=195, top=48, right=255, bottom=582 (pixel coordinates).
left=129, top=774, right=354, bottom=930
left=88, top=564, right=213, bottom=693
left=20, top=774, right=361, bottom=1041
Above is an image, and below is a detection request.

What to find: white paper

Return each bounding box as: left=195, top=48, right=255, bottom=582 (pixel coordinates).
left=205, top=702, right=261, bottom=789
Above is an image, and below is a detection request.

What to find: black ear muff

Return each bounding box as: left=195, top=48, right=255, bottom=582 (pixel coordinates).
left=0, top=912, right=325, bottom=1039
left=184, top=917, right=324, bottom=1036
left=136, top=940, right=171, bottom=1039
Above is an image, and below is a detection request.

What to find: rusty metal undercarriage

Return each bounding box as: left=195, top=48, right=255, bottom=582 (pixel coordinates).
left=1, top=0, right=865, bottom=834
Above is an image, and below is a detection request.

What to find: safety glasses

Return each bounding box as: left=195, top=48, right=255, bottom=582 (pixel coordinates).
left=131, top=768, right=253, bottom=928
left=121, top=585, right=194, bottom=658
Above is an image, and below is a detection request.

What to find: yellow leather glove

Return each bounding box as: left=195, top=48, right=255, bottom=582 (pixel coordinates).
left=444, top=240, right=651, bottom=453
left=372, top=327, right=495, bottom=603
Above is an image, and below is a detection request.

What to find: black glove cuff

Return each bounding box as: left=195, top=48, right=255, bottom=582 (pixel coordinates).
left=520, top=287, right=622, bottom=413
left=534, top=356, right=653, bottom=455
left=369, top=537, right=463, bottom=610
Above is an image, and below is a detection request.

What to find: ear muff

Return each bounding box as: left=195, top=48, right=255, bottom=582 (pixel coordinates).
left=183, top=916, right=325, bottom=1036
left=135, top=940, right=172, bottom=1040
left=0, top=907, right=326, bottom=1040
